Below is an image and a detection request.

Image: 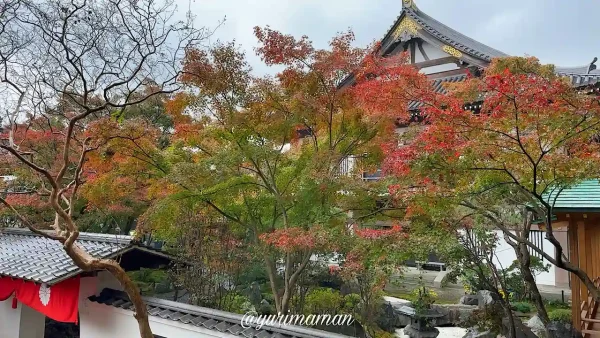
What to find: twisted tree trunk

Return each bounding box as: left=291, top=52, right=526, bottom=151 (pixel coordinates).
left=66, top=242, right=153, bottom=338
left=515, top=241, right=550, bottom=324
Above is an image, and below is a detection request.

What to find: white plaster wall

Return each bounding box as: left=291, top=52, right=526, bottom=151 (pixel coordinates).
left=0, top=300, right=44, bottom=338
left=0, top=298, right=22, bottom=338
left=413, top=40, right=459, bottom=74
left=80, top=300, right=238, bottom=338
left=80, top=276, right=98, bottom=300
left=19, top=305, right=45, bottom=338
left=414, top=41, right=449, bottom=62
left=458, top=229, right=558, bottom=286
left=96, top=271, right=123, bottom=293
left=492, top=230, right=556, bottom=286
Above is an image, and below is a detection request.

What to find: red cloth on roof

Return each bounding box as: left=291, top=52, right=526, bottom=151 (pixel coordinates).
left=0, top=276, right=80, bottom=323
left=16, top=276, right=80, bottom=323
left=0, top=277, right=20, bottom=301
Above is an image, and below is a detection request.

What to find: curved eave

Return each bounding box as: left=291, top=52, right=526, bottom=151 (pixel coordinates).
left=553, top=207, right=600, bottom=214
left=556, top=64, right=600, bottom=88
left=380, top=7, right=506, bottom=65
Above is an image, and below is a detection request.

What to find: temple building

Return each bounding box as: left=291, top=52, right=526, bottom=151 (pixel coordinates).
left=377, top=0, right=600, bottom=87
left=371, top=0, right=600, bottom=335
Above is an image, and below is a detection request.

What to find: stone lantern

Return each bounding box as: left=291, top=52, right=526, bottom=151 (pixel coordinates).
left=397, top=305, right=444, bottom=338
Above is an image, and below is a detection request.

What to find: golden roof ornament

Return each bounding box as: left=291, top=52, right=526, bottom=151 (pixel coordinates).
left=443, top=45, right=463, bottom=58
left=392, top=17, right=420, bottom=40
left=402, top=0, right=417, bottom=10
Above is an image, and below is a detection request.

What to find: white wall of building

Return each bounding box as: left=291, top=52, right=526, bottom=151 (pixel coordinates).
left=94, top=271, right=123, bottom=293
left=19, top=305, right=45, bottom=338
left=79, top=272, right=243, bottom=338
left=80, top=300, right=238, bottom=338
left=491, top=230, right=556, bottom=286
left=458, top=228, right=564, bottom=287
left=413, top=40, right=459, bottom=75
left=0, top=299, right=44, bottom=338
left=0, top=298, right=23, bottom=338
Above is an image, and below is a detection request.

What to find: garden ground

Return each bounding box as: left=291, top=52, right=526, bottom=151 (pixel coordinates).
left=386, top=267, right=572, bottom=304
left=395, top=327, right=467, bottom=338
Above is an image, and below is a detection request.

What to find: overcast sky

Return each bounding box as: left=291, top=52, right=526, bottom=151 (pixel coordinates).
left=183, top=0, right=598, bottom=75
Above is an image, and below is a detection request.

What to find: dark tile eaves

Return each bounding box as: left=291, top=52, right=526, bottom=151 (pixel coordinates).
left=404, top=8, right=506, bottom=61
left=0, top=228, right=133, bottom=285
left=89, top=288, right=353, bottom=338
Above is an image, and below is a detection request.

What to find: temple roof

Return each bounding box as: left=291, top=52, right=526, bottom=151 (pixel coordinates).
left=380, top=0, right=506, bottom=65
left=556, top=57, right=600, bottom=87
left=0, top=228, right=171, bottom=285
left=407, top=72, right=468, bottom=110
left=379, top=1, right=600, bottom=88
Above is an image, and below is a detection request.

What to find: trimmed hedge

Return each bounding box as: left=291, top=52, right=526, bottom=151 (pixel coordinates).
left=549, top=309, right=572, bottom=323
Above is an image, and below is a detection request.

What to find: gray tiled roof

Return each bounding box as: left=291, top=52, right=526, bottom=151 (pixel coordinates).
left=381, top=4, right=506, bottom=62
left=89, top=288, right=354, bottom=338
left=403, top=7, right=507, bottom=61
left=380, top=4, right=600, bottom=89
left=565, top=75, right=600, bottom=88
left=556, top=62, right=600, bottom=88
left=0, top=228, right=133, bottom=284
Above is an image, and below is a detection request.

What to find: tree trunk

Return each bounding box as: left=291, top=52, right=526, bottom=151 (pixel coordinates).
left=503, top=212, right=551, bottom=327
left=481, top=210, right=600, bottom=302
left=503, top=305, right=517, bottom=338
left=264, top=256, right=282, bottom=313
left=273, top=270, right=300, bottom=314
left=65, top=241, right=154, bottom=338
left=516, top=242, right=550, bottom=325
left=281, top=290, right=292, bottom=314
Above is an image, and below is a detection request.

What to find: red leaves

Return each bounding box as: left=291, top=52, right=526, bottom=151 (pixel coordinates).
left=3, top=194, right=47, bottom=210
left=354, top=224, right=403, bottom=240
left=259, top=226, right=332, bottom=253
left=339, top=250, right=366, bottom=277
left=351, top=52, right=432, bottom=122
left=179, top=42, right=251, bottom=101
left=328, top=265, right=340, bottom=275
left=379, top=56, right=600, bottom=213
left=179, top=48, right=214, bottom=87
left=254, top=26, right=314, bottom=66
left=164, top=93, right=193, bottom=126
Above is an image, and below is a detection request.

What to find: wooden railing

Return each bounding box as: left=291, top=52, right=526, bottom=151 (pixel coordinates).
left=581, top=277, right=600, bottom=337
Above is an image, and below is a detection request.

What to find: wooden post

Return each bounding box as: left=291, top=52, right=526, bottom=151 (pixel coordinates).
left=569, top=219, right=582, bottom=330
left=578, top=221, right=588, bottom=299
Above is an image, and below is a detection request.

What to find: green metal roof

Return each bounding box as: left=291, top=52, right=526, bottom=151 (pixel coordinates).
left=544, top=180, right=600, bottom=212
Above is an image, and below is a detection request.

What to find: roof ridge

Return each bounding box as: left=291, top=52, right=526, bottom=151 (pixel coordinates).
left=556, top=59, right=600, bottom=76
left=0, top=227, right=132, bottom=244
